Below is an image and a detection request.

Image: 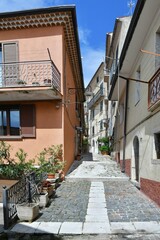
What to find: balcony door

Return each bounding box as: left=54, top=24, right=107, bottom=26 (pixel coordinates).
left=1, top=42, right=18, bottom=86
left=133, top=136, right=139, bottom=182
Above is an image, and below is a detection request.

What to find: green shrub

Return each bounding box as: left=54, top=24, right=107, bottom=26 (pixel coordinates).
left=99, top=145, right=110, bottom=152
left=0, top=142, right=65, bottom=179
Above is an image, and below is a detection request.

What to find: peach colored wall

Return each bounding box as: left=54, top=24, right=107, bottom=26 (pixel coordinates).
left=0, top=26, right=63, bottom=93
left=7, top=101, right=63, bottom=163
left=63, top=49, right=80, bottom=173
left=0, top=26, right=81, bottom=172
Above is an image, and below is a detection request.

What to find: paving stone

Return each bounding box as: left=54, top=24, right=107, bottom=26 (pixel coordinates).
left=36, top=180, right=90, bottom=223
left=6, top=153, right=160, bottom=237
left=11, top=222, right=40, bottom=234
left=59, top=222, right=83, bottom=234
left=35, top=222, right=61, bottom=234
left=110, top=222, right=136, bottom=233
left=88, top=197, right=106, bottom=203
left=87, top=208, right=108, bottom=215
left=87, top=202, right=106, bottom=208
left=89, top=193, right=105, bottom=197
left=133, top=222, right=160, bottom=233
left=85, top=215, right=109, bottom=222
left=83, top=222, right=111, bottom=234
left=103, top=181, right=160, bottom=222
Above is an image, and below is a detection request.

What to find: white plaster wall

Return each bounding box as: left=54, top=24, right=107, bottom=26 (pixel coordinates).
left=122, top=8, right=160, bottom=183
left=127, top=9, right=160, bottom=132
left=125, top=111, right=160, bottom=182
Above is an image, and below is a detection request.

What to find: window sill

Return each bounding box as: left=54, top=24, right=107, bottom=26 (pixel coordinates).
left=0, top=136, right=22, bottom=140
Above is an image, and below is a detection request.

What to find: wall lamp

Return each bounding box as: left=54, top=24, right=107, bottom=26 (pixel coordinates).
left=75, top=126, right=83, bottom=132
left=68, top=86, right=93, bottom=97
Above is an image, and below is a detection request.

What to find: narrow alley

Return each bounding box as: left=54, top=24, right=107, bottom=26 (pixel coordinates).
left=8, top=153, right=160, bottom=239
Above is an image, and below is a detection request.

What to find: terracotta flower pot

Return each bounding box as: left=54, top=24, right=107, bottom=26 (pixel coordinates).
left=47, top=173, right=55, bottom=179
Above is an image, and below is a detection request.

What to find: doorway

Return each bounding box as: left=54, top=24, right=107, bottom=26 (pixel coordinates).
left=133, top=136, right=139, bottom=181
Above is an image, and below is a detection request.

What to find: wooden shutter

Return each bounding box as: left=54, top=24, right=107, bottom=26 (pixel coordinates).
left=2, top=42, right=18, bottom=86
left=20, top=105, right=36, bottom=138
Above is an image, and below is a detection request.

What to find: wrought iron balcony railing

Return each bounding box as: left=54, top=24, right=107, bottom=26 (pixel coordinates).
left=148, top=68, right=160, bottom=110
left=0, top=60, right=61, bottom=91
left=87, top=88, right=105, bottom=109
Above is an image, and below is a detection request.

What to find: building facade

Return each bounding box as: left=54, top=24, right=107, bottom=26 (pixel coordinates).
left=0, top=6, right=84, bottom=173
left=85, top=62, right=108, bottom=154
left=105, top=16, right=131, bottom=161
left=108, top=0, right=160, bottom=206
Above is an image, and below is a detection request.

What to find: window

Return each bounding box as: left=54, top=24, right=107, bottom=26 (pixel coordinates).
left=135, top=67, right=141, bottom=105
left=96, top=76, right=99, bottom=83
left=100, top=120, right=103, bottom=131
left=154, top=132, right=160, bottom=159
left=0, top=105, right=35, bottom=138
left=0, top=42, right=18, bottom=86
left=100, top=101, right=103, bottom=112
left=0, top=107, right=20, bottom=136
left=92, top=126, right=94, bottom=136
left=91, top=109, right=95, bottom=119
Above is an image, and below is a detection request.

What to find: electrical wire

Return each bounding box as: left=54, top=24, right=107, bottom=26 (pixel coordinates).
left=63, top=103, right=76, bottom=130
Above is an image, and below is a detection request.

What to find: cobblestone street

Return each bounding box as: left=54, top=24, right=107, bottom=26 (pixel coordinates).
left=37, top=180, right=90, bottom=222
left=104, top=180, right=160, bottom=222
left=4, top=153, right=160, bottom=239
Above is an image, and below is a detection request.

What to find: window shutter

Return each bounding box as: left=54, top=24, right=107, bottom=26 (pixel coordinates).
left=20, top=105, right=36, bottom=138
left=2, top=42, right=18, bottom=86
left=3, top=42, right=18, bottom=63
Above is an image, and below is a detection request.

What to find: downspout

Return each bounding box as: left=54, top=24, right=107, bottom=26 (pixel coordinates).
left=122, top=80, right=129, bottom=173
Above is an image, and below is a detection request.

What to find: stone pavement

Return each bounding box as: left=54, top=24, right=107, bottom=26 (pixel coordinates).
left=2, top=153, right=160, bottom=239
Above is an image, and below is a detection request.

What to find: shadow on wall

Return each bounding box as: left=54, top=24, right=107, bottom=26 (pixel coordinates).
left=36, top=101, right=62, bottom=129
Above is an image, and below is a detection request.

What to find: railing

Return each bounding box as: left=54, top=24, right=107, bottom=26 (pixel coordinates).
left=87, top=88, right=105, bottom=109
left=148, top=68, right=160, bottom=109
left=2, top=172, right=46, bottom=229
left=0, top=60, right=61, bottom=92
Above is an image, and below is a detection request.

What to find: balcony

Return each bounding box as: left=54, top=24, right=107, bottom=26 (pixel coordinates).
left=148, top=68, right=160, bottom=111
left=0, top=60, right=61, bottom=101
left=87, top=88, right=105, bottom=109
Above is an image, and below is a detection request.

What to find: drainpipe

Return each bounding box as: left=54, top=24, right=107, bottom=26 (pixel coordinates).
left=122, top=80, right=129, bottom=173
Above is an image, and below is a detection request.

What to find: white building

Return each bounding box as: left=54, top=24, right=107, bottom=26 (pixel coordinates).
left=85, top=62, right=108, bottom=154
left=108, top=0, right=160, bottom=206
left=105, top=16, right=131, bottom=151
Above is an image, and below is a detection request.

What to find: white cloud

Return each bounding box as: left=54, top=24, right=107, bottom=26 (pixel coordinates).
left=78, top=27, right=104, bottom=86
left=78, top=27, right=90, bottom=46
left=81, top=46, right=104, bottom=86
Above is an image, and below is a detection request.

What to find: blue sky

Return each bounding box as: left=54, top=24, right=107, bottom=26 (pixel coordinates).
left=0, top=0, right=137, bottom=85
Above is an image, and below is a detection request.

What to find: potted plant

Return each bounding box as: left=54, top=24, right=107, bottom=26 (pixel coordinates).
left=98, top=137, right=110, bottom=155
left=41, top=180, right=55, bottom=197
left=16, top=172, right=40, bottom=222
left=17, top=80, right=26, bottom=85
left=16, top=202, right=39, bottom=222
left=99, top=145, right=110, bottom=155
left=38, top=192, right=49, bottom=207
